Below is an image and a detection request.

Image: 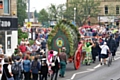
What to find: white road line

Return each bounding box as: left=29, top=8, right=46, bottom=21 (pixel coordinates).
left=68, top=56, right=120, bottom=80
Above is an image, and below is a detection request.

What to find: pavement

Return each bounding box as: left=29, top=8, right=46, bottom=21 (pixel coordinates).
left=57, top=46, right=120, bottom=80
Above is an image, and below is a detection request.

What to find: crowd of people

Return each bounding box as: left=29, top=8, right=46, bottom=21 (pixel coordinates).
left=80, top=25, right=120, bottom=65
left=0, top=25, right=120, bottom=80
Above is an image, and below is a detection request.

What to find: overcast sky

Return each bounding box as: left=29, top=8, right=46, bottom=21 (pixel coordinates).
left=30, top=0, right=66, bottom=12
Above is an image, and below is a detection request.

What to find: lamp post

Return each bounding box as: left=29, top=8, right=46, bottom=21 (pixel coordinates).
left=28, top=0, right=30, bottom=22
left=74, top=7, right=76, bottom=25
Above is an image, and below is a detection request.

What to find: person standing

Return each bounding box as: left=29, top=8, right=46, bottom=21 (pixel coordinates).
left=41, top=55, right=48, bottom=80
left=23, top=55, right=31, bottom=80
left=2, top=57, right=13, bottom=80
left=0, top=44, right=3, bottom=54
left=31, top=56, right=41, bottom=80
left=59, top=47, right=67, bottom=78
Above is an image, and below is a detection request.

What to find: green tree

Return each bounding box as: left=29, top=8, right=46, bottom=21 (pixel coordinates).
left=65, top=0, right=100, bottom=26
left=48, top=4, right=66, bottom=20
left=38, top=9, right=49, bottom=27
left=17, top=0, right=27, bottom=26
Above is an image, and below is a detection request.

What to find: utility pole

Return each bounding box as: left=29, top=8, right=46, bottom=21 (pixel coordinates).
left=28, top=0, right=30, bottom=22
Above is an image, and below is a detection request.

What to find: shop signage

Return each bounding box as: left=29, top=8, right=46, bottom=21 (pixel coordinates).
left=0, top=17, right=18, bottom=30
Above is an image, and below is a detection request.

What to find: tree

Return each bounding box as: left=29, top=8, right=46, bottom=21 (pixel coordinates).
left=17, top=0, right=27, bottom=26
left=38, top=9, right=49, bottom=27
left=65, top=0, right=100, bottom=26
left=48, top=4, right=66, bottom=20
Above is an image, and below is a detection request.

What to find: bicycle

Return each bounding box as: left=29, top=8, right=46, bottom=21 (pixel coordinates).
left=108, top=53, right=112, bottom=67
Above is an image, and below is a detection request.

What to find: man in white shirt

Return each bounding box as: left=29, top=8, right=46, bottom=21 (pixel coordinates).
left=100, top=42, right=110, bottom=65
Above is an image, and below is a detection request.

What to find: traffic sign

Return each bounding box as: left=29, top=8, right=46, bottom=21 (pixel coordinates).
left=27, top=22, right=32, bottom=28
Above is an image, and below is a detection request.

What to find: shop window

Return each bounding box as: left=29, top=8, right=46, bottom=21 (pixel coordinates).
left=105, top=5, right=108, bottom=14
left=116, top=5, right=119, bottom=14
left=3, top=0, right=10, bottom=14
left=7, top=37, right=11, bottom=49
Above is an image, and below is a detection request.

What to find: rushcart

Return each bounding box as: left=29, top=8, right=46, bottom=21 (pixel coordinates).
left=48, top=20, right=82, bottom=70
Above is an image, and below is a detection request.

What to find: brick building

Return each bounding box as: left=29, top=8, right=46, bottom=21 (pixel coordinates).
left=67, top=0, right=120, bottom=26
left=0, top=0, right=18, bottom=56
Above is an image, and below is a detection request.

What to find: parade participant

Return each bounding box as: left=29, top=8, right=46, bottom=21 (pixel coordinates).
left=107, top=35, right=117, bottom=60
left=100, top=42, right=110, bottom=65
left=51, top=51, right=60, bottom=80
left=59, top=47, right=67, bottom=78
left=81, top=39, right=86, bottom=64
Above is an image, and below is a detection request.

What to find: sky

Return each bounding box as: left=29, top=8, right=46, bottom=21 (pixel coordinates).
left=30, top=0, right=66, bottom=12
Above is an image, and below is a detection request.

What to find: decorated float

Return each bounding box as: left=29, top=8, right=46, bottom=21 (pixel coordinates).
left=48, top=20, right=82, bottom=70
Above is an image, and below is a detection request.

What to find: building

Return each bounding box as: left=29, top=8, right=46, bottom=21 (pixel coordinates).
left=0, top=0, right=18, bottom=56
left=67, top=0, right=120, bottom=26
left=98, top=0, right=120, bottom=26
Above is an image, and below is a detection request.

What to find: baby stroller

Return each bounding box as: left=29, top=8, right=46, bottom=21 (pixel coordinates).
left=83, top=52, right=92, bottom=65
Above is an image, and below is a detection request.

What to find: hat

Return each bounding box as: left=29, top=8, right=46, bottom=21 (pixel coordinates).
left=53, top=51, right=58, bottom=56
left=104, top=42, right=107, bottom=45
left=0, top=44, right=2, bottom=48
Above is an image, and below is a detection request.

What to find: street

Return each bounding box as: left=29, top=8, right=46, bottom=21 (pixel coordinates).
left=57, top=48, right=120, bottom=80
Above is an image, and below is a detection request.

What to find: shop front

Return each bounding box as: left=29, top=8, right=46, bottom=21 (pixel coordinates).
left=0, top=17, right=18, bottom=56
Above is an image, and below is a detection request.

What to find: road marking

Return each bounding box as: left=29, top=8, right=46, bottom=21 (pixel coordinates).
left=114, top=57, right=120, bottom=60
left=68, top=56, right=120, bottom=80
left=70, top=69, right=94, bottom=80
left=94, top=64, right=101, bottom=69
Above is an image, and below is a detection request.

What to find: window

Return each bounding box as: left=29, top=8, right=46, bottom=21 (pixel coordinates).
left=116, top=5, right=119, bottom=14
left=7, top=37, right=11, bottom=49
left=3, top=0, right=10, bottom=14
left=105, top=5, right=108, bottom=14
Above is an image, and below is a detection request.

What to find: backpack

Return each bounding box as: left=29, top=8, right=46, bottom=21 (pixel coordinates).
left=12, top=62, right=21, bottom=74
left=31, top=61, right=38, bottom=70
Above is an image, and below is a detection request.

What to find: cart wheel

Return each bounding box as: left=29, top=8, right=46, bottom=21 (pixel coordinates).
left=74, top=50, right=81, bottom=70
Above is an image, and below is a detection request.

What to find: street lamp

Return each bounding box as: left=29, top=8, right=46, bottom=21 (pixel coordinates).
left=74, top=7, right=76, bottom=25
left=27, top=0, right=30, bottom=22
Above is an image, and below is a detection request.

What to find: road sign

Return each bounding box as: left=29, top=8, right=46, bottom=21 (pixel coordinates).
left=27, top=22, right=32, bottom=28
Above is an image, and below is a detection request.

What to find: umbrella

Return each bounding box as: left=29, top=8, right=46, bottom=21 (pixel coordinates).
left=82, top=25, right=91, bottom=28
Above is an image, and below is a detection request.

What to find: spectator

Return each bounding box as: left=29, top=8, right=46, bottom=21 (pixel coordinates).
left=1, top=57, right=13, bottom=80
left=31, top=56, right=41, bottom=80
left=12, top=55, right=23, bottom=80
left=0, top=44, right=3, bottom=54
left=24, top=38, right=29, bottom=45
left=20, top=38, right=25, bottom=45
left=41, top=55, right=48, bottom=80
left=31, top=42, right=38, bottom=56
left=19, top=43, right=27, bottom=57
left=23, top=55, right=31, bottom=80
